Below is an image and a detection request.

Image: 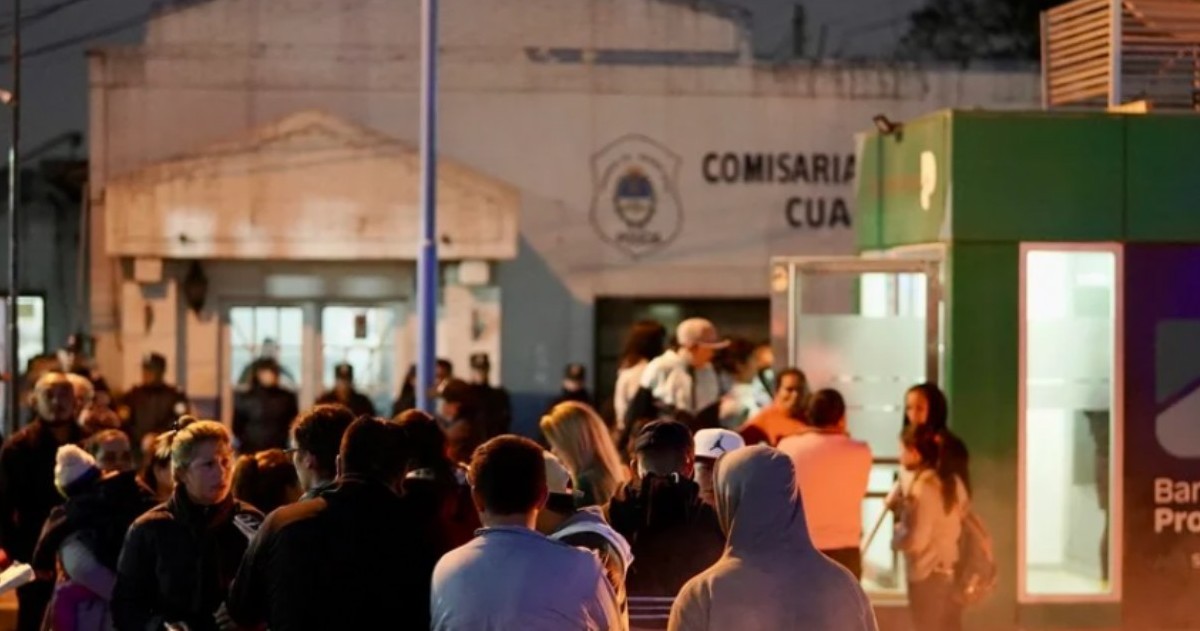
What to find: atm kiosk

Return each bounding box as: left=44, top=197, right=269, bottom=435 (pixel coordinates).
left=771, top=109, right=1200, bottom=629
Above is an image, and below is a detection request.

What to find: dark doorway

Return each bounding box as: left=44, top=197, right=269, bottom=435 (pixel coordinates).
left=593, top=297, right=770, bottom=418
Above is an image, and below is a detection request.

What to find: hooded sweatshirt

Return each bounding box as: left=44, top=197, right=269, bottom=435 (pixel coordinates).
left=668, top=446, right=878, bottom=631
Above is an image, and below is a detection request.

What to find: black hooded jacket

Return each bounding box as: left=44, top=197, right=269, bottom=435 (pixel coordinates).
left=112, top=488, right=262, bottom=631
left=608, top=475, right=725, bottom=599
left=33, top=471, right=158, bottom=574
left=228, top=476, right=445, bottom=631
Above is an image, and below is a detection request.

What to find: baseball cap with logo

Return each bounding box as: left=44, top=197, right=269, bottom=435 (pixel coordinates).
left=675, top=318, right=729, bottom=350
left=693, top=428, right=745, bottom=460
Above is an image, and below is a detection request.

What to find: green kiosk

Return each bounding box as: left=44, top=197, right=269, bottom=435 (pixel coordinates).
left=771, top=110, right=1200, bottom=630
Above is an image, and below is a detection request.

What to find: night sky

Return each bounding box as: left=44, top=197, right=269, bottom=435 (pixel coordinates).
left=0, top=0, right=924, bottom=151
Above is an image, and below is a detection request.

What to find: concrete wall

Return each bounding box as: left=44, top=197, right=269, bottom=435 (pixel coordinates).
left=89, top=0, right=1041, bottom=428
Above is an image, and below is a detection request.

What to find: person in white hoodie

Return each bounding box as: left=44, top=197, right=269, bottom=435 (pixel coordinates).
left=668, top=446, right=878, bottom=631
left=538, top=452, right=634, bottom=627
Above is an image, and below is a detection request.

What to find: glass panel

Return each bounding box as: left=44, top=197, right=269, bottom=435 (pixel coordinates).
left=792, top=268, right=933, bottom=597
left=228, top=306, right=304, bottom=391
left=1023, top=250, right=1116, bottom=597
left=321, top=305, right=398, bottom=415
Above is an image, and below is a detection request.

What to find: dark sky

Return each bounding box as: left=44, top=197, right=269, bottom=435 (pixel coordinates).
left=0, top=0, right=923, bottom=151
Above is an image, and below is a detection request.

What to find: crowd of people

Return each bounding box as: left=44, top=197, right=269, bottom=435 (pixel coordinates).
left=0, top=318, right=974, bottom=631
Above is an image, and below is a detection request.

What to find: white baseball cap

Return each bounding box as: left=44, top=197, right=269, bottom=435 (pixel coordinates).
left=676, top=318, right=729, bottom=349
left=693, top=428, right=745, bottom=460
left=543, top=451, right=575, bottom=496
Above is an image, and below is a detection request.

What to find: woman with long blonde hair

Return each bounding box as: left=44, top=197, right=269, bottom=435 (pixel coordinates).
left=540, top=401, right=628, bottom=507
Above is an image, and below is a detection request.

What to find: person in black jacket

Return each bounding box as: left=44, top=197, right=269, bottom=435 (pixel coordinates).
left=232, top=360, right=299, bottom=453
left=112, top=419, right=263, bottom=631
left=33, top=445, right=157, bottom=630
left=394, top=410, right=480, bottom=552
left=467, top=354, right=512, bottom=439
left=228, top=417, right=445, bottom=631
left=0, top=372, right=83, bottom=631
left=608, top=420, right=725, bottom=631
left=314, top=363, right=376, bottom=418
left=116, top=353, right=190, bottom=455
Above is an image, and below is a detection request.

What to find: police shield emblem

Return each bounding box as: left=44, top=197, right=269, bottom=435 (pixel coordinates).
left=590, top=135, right=683, bottom=259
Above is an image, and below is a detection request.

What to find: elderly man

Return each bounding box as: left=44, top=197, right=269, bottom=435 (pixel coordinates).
left=0, top=372, right=83, bottom=631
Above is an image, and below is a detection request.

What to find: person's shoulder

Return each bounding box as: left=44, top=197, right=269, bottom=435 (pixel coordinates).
left=129, top=502, right=175, bottom=531
left=2, top=422, right=41, bottom=451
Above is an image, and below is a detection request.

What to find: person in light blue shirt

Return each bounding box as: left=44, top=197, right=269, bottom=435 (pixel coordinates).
left=430, top=436, right=622, bottom=631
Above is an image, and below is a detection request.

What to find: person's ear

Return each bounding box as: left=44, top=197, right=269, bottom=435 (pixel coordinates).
left=684, top=453, right=696, bottom=479
left=335, top=454, right=344, bottom=479
left=535, top=483, right=549, bottom=510
left=470, top=487, right=486, bottom=514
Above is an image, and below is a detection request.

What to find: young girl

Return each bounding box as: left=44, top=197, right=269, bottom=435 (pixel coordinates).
left=894, top=423, right=968, bottom=631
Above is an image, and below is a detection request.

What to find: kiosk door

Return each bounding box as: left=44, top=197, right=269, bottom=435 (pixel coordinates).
left=770, top=256, right=942, bottom=600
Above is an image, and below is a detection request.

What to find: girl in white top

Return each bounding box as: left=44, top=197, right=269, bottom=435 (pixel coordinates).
left=894, top=423, right=968, bottom=631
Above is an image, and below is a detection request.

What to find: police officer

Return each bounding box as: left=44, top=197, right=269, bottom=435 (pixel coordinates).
left=468, top=353, right=512, bottom=439
left=117, top=352, right=189, bottom=452
left=315, top=363, right=377, bottom=418
left=59, top=333, right=113, bottom=408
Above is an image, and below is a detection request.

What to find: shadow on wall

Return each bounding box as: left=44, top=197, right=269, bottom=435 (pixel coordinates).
left=498, top=236, right=587, bottom=437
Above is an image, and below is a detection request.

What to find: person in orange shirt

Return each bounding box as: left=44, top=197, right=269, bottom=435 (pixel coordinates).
left=736, top=368, right=809, bottom=446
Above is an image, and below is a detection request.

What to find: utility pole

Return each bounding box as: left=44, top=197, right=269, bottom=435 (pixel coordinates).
left=415, top=0, right=439, bottom=413
left=6, top=0, right=22, bottom=436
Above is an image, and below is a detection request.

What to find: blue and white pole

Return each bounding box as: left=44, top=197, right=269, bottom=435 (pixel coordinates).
left=415, top=0, right=439, bottom=413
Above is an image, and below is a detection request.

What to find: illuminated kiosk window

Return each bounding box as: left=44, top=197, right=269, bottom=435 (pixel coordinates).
left=1020, top=247, right=1121, bottom=602
left=0, top=296, right=47, bottom=371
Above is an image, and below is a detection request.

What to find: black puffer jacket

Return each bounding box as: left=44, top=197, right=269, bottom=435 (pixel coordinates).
left=33, top=471, right=158, bottom=574
left=111, top=488, right=262, bottom=631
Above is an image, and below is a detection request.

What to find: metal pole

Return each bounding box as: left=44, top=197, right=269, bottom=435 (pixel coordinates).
left=6, top=0, right=21, bottom=437
left=415, top=0, right=438, bottom=414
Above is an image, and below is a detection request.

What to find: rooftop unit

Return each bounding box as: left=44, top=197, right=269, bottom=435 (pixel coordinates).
left=1042, top=0, right=1200, bottom=110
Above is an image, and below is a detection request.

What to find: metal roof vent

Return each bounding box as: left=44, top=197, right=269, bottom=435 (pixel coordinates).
left=1042, top=0, right=1200, bottom=110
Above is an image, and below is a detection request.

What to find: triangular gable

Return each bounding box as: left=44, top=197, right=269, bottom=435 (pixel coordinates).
left=105, top=109, right=519, bottom=261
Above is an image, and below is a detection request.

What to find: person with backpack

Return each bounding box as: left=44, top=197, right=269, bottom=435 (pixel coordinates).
left=893, top=423, right=969, bottom=631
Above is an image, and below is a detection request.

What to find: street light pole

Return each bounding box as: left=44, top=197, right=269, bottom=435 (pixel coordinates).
left=6, top=0, right=21, bottom=437
left=415, top=0, right=438, bottom=413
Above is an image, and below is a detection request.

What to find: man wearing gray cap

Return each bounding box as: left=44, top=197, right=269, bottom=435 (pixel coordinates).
left=658, top=319, right=728, bottom=419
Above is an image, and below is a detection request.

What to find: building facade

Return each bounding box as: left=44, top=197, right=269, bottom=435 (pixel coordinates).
left=88, top=0, right=1039, bottom=426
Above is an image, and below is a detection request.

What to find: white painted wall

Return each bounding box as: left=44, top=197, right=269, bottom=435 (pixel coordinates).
left=89, top=0, right=1041, bottom=426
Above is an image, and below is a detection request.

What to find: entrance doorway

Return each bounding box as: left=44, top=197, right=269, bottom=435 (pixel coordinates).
left=221, top=302, right=405, bottom=424
left=593, top=298, right=770, bottom=418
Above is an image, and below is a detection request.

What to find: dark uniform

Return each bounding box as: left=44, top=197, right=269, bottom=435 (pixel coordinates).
left=315, top=363, right=377, bottom=418
left=119, top=383, right=189, bottom=448
left=117, top=353, right=190, bottom=454
left=468, top=354, right=512, bottom=439
left=233, top=386, right=300, bottom=454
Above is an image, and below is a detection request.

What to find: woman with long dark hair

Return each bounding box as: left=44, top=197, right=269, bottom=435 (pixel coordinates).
left=394, top=410, right=479, bottom=551
left=614, top=320, right=667, bottom=433
left=894, top=423, right=967, bottom=631
left=902, top=383, right=970, bottom=492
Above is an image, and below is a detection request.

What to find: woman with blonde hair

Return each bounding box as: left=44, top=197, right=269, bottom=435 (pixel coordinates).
left=540, top=401, right=628, bottom=508
left=112, top=418, right=262, bottom=631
